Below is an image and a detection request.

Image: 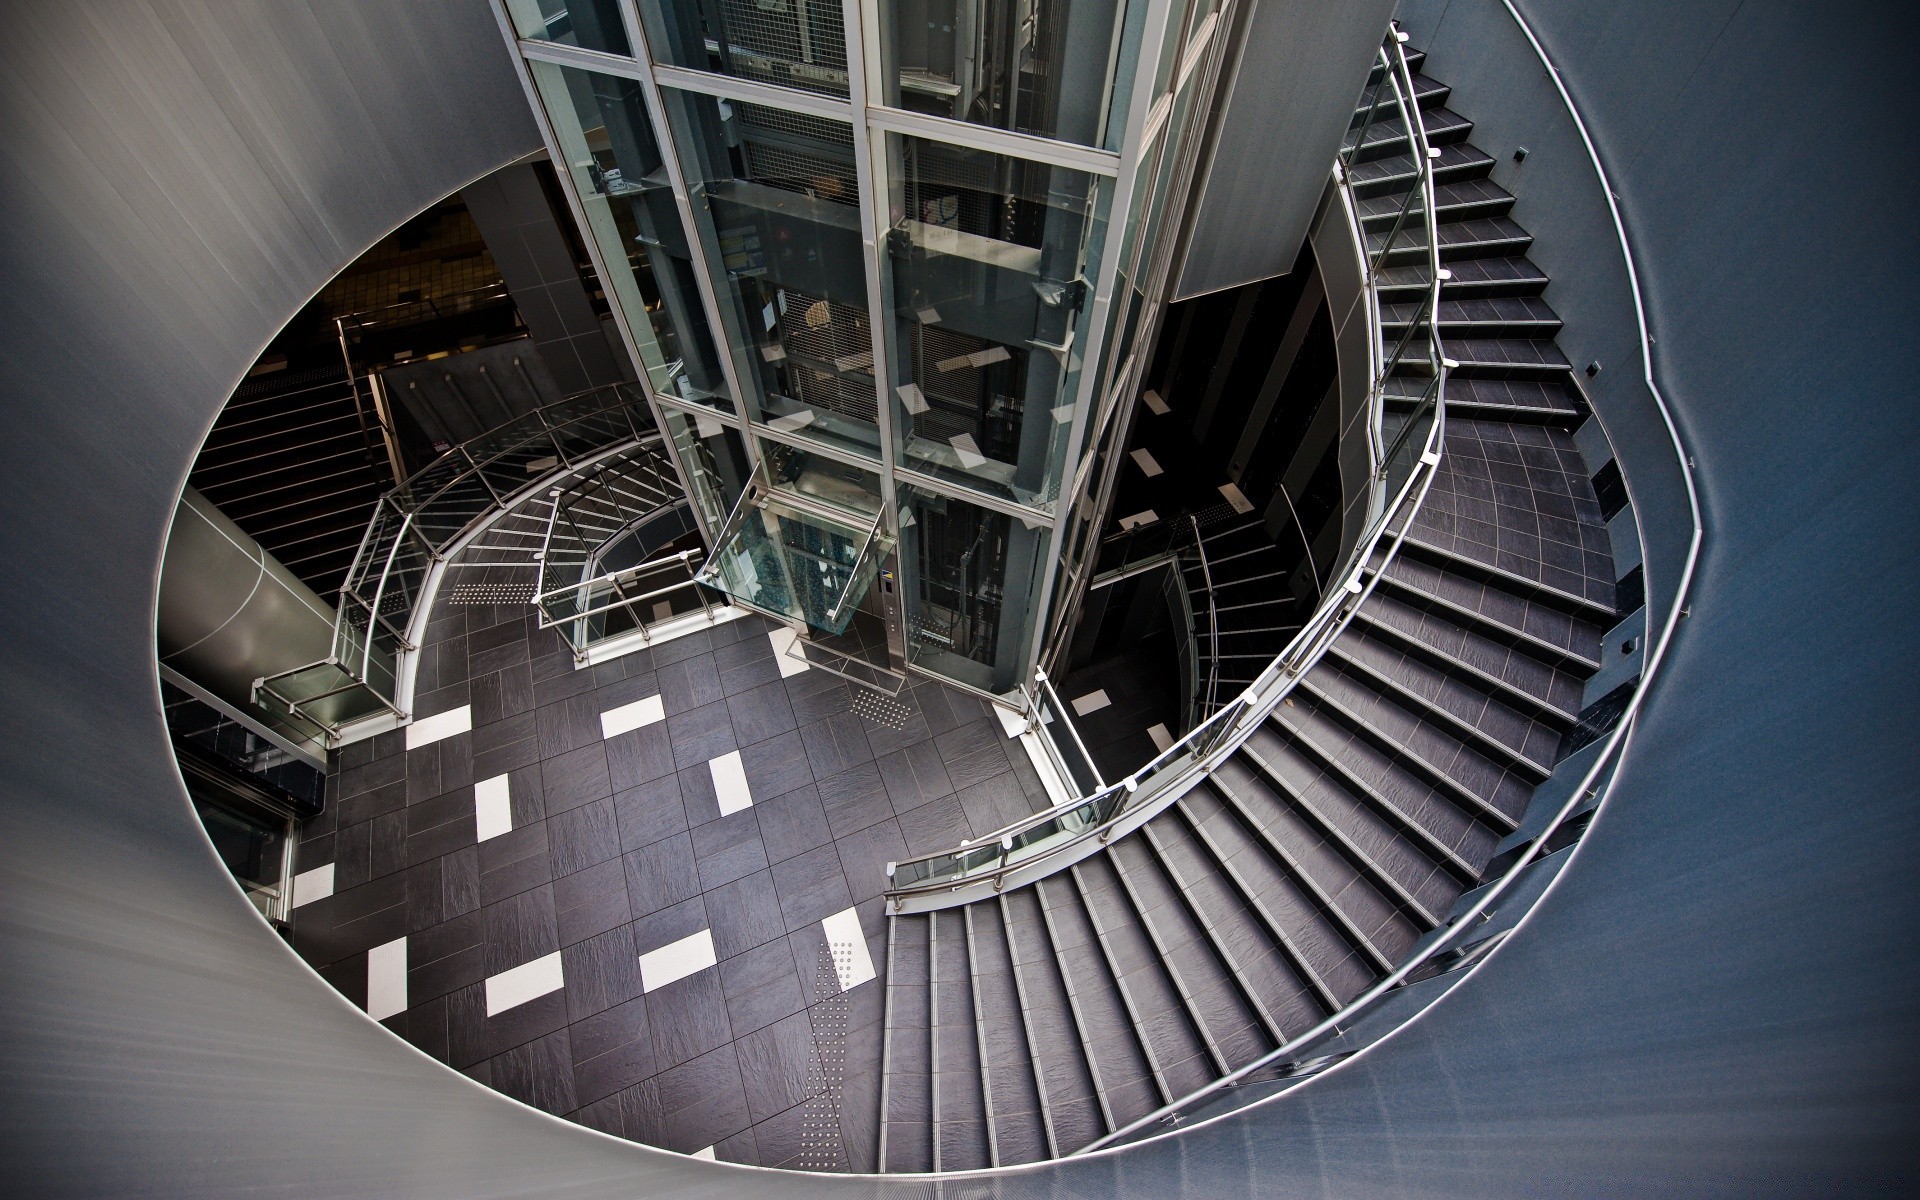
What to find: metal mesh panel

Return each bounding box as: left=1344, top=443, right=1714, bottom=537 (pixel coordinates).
left=735, top=101, right=859, bottom=208
left=776, top=289, right=878, bottom=424
left=713, top=0, right=848, bottom=96
left=903, top=325, right=1026, bottom=460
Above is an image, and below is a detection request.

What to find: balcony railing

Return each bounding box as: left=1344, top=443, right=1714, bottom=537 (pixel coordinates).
left=254, top=383, right=656, bottom=740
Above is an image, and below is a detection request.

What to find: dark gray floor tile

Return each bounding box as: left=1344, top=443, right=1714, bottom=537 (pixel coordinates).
left=718, top=938, right=806, bottom=1037
left=706, top=869, right=787, bottom=960
left=605, top=722, right=675, bottom=792
left=933, top=719, right=1014, bottom=792
left=654, top=1040, right=750, bottom=1150
left=472, top=732, right=541, bottom=782
left=738, top=729, right=814, bottom=800
left=725, top=679, right=798, bottom=748
left=631, top=895, right=710, bottom=963
left=338, top=752, right=405, bottom=800
left=569, top=995, right=655, bottom=1107
left=624, top=832, right=701, bottom=919
left=409, top=910, right=487, bottom=1004
left=834, top=819, right=907, bottom=905
left=647, top=970, right=734, bottom=1074
left=337, top=779, right=406, bottom=828
left=441, top=844, right=481, bottom=919
left=552, top=857, right=631, bottom=948
left=649, top=627, right=714, bottom=669
left=547, top=796, right=620, bottom=876
left=714, top=631, right=773, bottom=671
left=657, top=654, right=724, bottom=716
left=471, top=710, right=536, bottom=758
left=490, top=1027, right=576, bottom=1115
left=734, top=1009, right=817, bottom=1123
left=369, top=809, right=408, bottom=880
left=895, top=792, right=974, bottom=856
left=502, top=761, right=545, bottom=828
left=800, top=712, right=873, bottom=779
left=875, top=740, right=954, bottom=812
left=816, top=761, right=892, bottom=839
left=596, top=671, right=660, bottom=710
left=691, top=808, right=769, bottom=890
left=715, top=1127, right=758, bottom=1166
left=481, top=883, right=558, bottom=975
left=538, top=693, right=604, bottom=761
left=472, top=663, right=535, bottom=726
left=388, top=993, right=450, bottom=1063
left=613, top=774, right=689, bottom=852
left=720, top=652, right=781, bottom=698
left=787, top=676, right=852, bottom=725
left=753, top=784, right=832, bottom=865
left=541, top=742, right=612, bottom=814
left=478, top=823, right=552, bottom=906
left=770, top=843, right=852, bottom=932
left=862, top=706, right=932, bottom=759
left=666, top=699, right=737, bottom=769
left=675, top=760, right=723, bottom=828
left=561, top=925, right=643, bottom=1024
left=748, top=1099, right=815, bottom=1169
left=954, top=770, right=1037, bottom=836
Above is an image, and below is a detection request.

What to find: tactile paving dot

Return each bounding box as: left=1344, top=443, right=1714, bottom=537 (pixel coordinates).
left=799, top=942, right=852, bottom=1171
left=446, top=582, right=536, bottom=605
left=850, top=688, right=913, bottom=731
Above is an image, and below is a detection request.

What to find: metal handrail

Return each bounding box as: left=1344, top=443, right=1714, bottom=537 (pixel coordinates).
left=1186, top=513, right=1222, bottom=719
left=885, top=28, right=1449, bottom=909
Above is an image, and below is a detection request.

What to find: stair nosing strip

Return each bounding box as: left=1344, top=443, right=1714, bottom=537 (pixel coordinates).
left=963, top=906, right=1002, bottom=1168
left=1326, top=635, right=1556, bottom=777
left=929, top=910, right=941, bottom=1174
left=876, top=913, right=897, bottom=1172
left=1140, top=820, right=1288, bottom=1047
left=1403, top=533, right=1618, bottom=622
left=1350, top=603, right=1580, bottom=723
left=1373, top=563, right=1601, bottom=671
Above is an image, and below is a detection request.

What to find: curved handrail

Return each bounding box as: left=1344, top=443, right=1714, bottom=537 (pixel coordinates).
left=1068, top=4, right=1706, bottom=1155
left=885, top=28, right=1449, bottom=905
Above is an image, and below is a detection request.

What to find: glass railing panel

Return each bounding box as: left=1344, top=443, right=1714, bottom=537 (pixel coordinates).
left=697, top=496, right=878, bottom=635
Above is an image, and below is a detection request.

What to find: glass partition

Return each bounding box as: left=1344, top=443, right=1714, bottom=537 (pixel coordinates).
left=659, top=88, right=882, bottom=460
left=897, top=482, right=1048, bottom=692
left=882, top=134, right=1111, bottom=506
left=635, top=0, right=850, bottom=97
left=525, top=60, right=735, bottom=410
left=874, top=0, right=1146, bottom=150
left=662, top=406, right=752, bottom=532
left=699, top=496, right=885, bottom=634
left=503, top=0, right=635, bottom=55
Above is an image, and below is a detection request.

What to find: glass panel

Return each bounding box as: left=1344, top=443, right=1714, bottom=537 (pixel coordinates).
left=503, top=0, right=635, bottom=56
left=636, top=0, right=849, bottom=98
left=762, top=438, right=883, bottom=519
left=699, top=497, right=884, bottom=634
left=882, top=134, right=1111, bottom=506
left=526, top=61, right=734, bottom=410
left=659, top=88, right=881, bottom=460
left=897, top=482, right=1048, bottom=693
left=192, top=795, right=292, bottom=919
left=875, top=0, right=1141, bottom=150
left=663, top=406, right=752, bottom=532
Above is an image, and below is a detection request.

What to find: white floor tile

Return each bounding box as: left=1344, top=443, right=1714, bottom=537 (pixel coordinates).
left=822, top=907, right=877, bottom=990
left=484, top=951, right=565, bottom=1016
left=366, top=936, right=407, bottom=1022
left=638, top=928, right=717, bottom=993
left=1118, top=509, right=1158, bottom=530
left=1071, top=688, right=1112, bottom=716
left=691, top=1146, right=717, bottom=1161
left=1142, top=388, right=1170, bottom=415
left=1147, top=723, right=1175, bottom=753
left=709, top=750, right=753, bottom=815
left=769, top=626, right=809, bottom=677
left=406, top=705, right=471, bottom=750
left=600, top=694, right=665, bottom=739
left=1130, top=447, right=1164, bottom=477
left=474, top=773, right=512, bottom=842
left=1219, top=481, right=1256, bottom=514
left=290, top=863, right=334, bottom=909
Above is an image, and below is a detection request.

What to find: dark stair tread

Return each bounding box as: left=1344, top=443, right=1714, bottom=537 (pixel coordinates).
left=1386, top=376, right=1584, bottom=423
left=1439, top=335, right=1571, bottom=375
left=1376, top=255, right=1552, bottom=300
left=1373, top=548, right=1605, bottom=666
left=1359, top=176, right=1514, bottom=227
left=1352, top=589, right=1586, bottom=720
left=963, top=905, right=1048, bottom=1166
left=1347, top=142, right=1494, bottom=196
left=1353, top=71, right=1451, bottom=119
left=1002, top=888, right=1114, bottom=1151
left=1381, top=296, right=1562, bottom=338
left=1397, top=532, right=1619, bottom=624
left=929, top=909, right=990, bottom=1172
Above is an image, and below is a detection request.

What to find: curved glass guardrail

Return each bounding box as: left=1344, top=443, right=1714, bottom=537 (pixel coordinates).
left=886, top=29, right=1447, bottom=908
left=255, top=383, right=656, bottom=737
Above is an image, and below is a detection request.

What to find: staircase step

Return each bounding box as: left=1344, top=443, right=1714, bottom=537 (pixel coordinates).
left=1391, top=376, right=1582, bottom=423
left=1032, top=877, right=1169, bottom=1122
left=879, top=914, right=933, bottom=1173
left=964, top=904, right=1049, bottom=1165
left=1001, top=889, right=1112, bottom=1151
left=1239, top=725, right=1454, bottom=926
left=1296, top=659, right=1532, bottom=826
left=1069, top=859, right=1218, bottom=1099
left=1352, top=589, right=1586, bottom=720
left=1374, top=549, right=1605, bottom=668
left=1381, top=297, right=1562, bottom=340
left=930, top=908, right=991, bottom=1171
left=1268, top=699, right=1493, bottom=880
left=1397, top=532, right=1618, bottom=624
left=1358, top=176, right=1513, bottom=228
left=1347, top=142, right=1494, bottom=198
left=1325, top=628, right=1564, bottom=775
left=1439, top=336, right=1571, bottom=379
left=1353, top=70, right=1451, bottom=120
left=1206, top=756, right=1420, bottom=967
left=1376, top=255, right=1551, bottom=301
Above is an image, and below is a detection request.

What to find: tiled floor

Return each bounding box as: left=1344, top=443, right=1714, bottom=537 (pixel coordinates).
left=288, top=590, right=1052, bottom=1169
